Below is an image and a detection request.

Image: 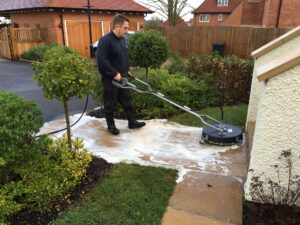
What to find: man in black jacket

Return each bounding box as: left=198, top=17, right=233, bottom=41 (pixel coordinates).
left=97, top=14, right=145, bottom=135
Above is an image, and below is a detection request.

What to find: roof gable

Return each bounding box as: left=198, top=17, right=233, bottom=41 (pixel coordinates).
left=193, top=0, right=243, bottom=14
left=0, top=0, right=152, bottom=13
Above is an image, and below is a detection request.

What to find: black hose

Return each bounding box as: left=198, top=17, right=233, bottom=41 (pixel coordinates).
left=35, top=95, right=89, bottom=138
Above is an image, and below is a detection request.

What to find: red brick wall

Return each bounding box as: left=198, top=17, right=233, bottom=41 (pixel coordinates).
left=221, top=2, right=243, bottom=26
left=194, top=13, right=229, bottom=26
left=10, top=11, right=145, bottom=44
left=263, top=0, right=300, bottom=28
left=241, top=0, right=265, bottom=26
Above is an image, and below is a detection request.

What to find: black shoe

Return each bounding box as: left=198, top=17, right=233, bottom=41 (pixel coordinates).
left=108, top=125, right=120, bottom=135
left=128, top=120, right=146, bottom=129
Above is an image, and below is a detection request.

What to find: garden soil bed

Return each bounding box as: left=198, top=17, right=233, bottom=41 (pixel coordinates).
left=243, top=201, right=300, bottom=225
left=9, top=156, right=112, bottom=225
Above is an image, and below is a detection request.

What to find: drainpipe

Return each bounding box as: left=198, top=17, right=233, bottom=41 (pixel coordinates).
left=276, top=0, right=283, bottom=28
left=60, top=10, right=66, bottom=45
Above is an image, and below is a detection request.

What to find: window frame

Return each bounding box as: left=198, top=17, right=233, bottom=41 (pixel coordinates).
left=199, top=14, right=210, bottom=22
left=218, top=14, right=223, bottom=21
left=217, top=0, right=229, bottom=7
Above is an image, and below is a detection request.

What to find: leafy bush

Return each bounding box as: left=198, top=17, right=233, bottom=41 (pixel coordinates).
left=186, top=54, right=253, bottom=105
left=33, top=45, right=97, bottom=147
left=163, top=53, right=185, bottom=75
left=128, top=30, right=169, bottom=81
left=20, top=44, right=57, bottom=61
left=16, top=135, right=92, bottom=212
left=132, top=69, right=219, bottom=118
left=0, top=90, right=44, bottom=183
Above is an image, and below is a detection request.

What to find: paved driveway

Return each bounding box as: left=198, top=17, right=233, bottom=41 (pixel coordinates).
left=0, top=59, right=97, bottom=122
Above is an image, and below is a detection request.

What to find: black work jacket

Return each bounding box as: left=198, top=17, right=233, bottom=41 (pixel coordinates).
left=97, top=31, right=129, bottom=80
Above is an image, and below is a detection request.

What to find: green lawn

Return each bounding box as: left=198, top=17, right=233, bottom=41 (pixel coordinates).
left=51, top=163, right=177, bottom=225
left=170, top=104, right=248, bottom=130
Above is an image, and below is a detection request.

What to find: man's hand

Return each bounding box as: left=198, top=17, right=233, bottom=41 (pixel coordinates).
left=114, top=73, right=121, bottom=81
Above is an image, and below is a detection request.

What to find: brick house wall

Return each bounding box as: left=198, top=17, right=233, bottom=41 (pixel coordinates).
left=263, top=0, right=300, bottom=29
left=241, top=0, right=265, bottom=26
left=194, top=13, right=229, bottom=26
left=10, top=12, right=145, bottom=44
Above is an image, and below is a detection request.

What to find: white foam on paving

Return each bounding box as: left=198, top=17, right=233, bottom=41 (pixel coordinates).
left=41, top=114, right=237, bottom=183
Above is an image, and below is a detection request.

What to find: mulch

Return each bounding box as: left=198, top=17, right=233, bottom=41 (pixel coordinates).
left=9, top=156, right=112, bottom=225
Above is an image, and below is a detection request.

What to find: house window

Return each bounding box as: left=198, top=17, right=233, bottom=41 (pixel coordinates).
left=218, top=14, right=223, bottom=21
left=218, top=0, right=229, bottom=7
left=24, top=23, right=29, bottom=28
left=199, top=14, right=210, bottom=22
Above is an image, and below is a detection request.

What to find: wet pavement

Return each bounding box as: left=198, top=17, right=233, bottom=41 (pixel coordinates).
left=39, top=115, right=247, bottom=225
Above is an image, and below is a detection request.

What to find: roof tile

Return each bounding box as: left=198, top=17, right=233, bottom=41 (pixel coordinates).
left=0, top=0, right=152, bottom=13
left=193, top=0, right=243, bottom=14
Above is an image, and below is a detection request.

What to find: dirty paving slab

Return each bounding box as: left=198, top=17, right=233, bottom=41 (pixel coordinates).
left=40, top=115, right=247, bottom=225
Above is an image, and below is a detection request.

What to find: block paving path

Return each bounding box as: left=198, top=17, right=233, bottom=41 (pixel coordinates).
left=40, top=115, right=248, bottom=225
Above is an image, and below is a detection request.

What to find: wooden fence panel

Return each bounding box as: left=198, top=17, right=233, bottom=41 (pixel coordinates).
left=10, top=28, right=48, bottom=59
left=147, top=26, right=289, bottom=58
left=0, top=27, right=12, bottom=59
left=0, top=27, right=47, bottom=60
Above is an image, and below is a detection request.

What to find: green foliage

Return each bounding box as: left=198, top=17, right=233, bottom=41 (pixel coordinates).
left=132, top=69, right=219, bottom=119
left=0, top=182, right=25, bottom=225
left=51, top=163, right=177, bottom=225
left=20, top=44, right=58, bottom=61
left=170, top=104, right=248, bottom=129
left=0, top=90, right=44, bottom=182
left=128, top=30, right=169, bottom=80
left=32, top=46, right=97, bottom=101
left=186, top=54, right=254, bottom=105
left=164, top=53, right=186, bottom=75
left=16, top=135, right=92, bottom=212
left=32, top=45, right=97, bottom=146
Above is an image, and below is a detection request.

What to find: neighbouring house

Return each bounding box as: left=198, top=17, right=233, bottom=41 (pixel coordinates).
left=241, top=0, right=300, bottom=29
left=192, top=0, right=243, bottom=26
left=0, top=0, right=152, bottom=57
left=163, top=16, right=187, bottom=27
left=245, top=26, right=300, bottom=205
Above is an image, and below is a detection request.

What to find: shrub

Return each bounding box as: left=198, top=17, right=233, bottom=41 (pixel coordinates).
left=163, top=53, right=185, bottom=75
left=16, top=135, right=92, bottom=212
left=132, top=69, right=219, bottom=118
left=186, top=54, right=253, bottom=105
left=20, top=44, right=57, bottom=61
left=0, top=90, right=45, bottom=183
left=128, top=30, right=169, bottom=81
left=33, top=45, right=97, bottom=147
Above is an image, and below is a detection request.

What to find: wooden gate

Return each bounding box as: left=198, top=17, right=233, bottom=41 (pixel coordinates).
left=65, top=21, right=103, bottom=57
left=0, top=27, right=12, bottom=59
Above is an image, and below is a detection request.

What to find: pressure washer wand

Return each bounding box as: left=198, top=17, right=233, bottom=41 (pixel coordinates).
left=112, top=76, right=226, bottom=134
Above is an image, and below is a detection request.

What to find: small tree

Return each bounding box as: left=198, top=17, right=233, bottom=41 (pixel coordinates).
left=33, top=46, right=96, bottom=148
left=128, top=30, right=169, bottom=82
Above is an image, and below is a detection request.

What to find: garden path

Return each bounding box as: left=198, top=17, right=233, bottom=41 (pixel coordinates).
left=39, top=115, right=248, bottom=225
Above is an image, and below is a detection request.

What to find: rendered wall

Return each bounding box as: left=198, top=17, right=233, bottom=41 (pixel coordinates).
left=245, top=64, right=300, bottom=205
left=246, top=35, right=300, bottom=126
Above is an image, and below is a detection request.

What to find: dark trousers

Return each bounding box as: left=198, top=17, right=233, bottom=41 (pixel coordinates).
left=102, top=78, right=134, bottom=114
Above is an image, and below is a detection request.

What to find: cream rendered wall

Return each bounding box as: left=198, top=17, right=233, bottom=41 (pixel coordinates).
left=245, top=64, right=300, bottom=205
left=246, top=36, right=300, bottom=125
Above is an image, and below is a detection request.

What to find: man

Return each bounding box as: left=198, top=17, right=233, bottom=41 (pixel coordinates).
left=97, top=14, right=146, bottom=135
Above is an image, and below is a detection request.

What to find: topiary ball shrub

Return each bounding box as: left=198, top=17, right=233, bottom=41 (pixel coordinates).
left=128, top=30, right=169, bottom=81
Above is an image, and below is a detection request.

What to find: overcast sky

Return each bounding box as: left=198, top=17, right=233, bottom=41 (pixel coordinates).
left=136, top=0, right=204, bottom=21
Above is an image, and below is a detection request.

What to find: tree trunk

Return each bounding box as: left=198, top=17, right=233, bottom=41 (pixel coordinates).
left=63, top=98, right=72, bottom=149
left=145, top=67, right=149, bottom=82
